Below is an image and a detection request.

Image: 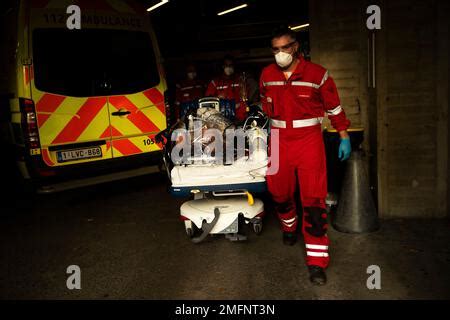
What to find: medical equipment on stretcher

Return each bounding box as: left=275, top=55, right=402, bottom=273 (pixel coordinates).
left=156, top=97, right=269, bottom=242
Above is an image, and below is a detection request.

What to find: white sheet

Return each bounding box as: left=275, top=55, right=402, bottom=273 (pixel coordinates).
left=171, top=157, right=267, bottom=187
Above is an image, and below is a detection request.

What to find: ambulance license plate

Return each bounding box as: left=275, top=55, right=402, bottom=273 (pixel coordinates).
left=57, top=147, right=102, bottom=163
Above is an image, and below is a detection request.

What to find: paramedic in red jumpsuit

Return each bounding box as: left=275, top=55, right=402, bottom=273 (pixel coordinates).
left=205, top=55, right=248, bottom=122
left=260, top=27, right=352, bottom=285
left=174, top=63, right=205, bottom=121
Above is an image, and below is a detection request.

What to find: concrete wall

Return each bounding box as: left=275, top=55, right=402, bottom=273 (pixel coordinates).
left=309, top=0, right=449, bottom=218
left=310, top=0, right=367, bottom=130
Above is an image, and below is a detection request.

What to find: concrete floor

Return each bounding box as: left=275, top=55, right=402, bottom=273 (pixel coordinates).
left=1, top=173, right=449, bottom=300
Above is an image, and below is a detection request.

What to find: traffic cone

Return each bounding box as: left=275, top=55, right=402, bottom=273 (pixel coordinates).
left=332, top=150, right=379, bottom=233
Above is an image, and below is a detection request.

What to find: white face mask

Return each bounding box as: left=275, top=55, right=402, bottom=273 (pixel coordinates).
left=224, top=66, right=234, bottom=76
left=275, top=51, right=293, bottom=68
left=187, top=72, right=196, bottom=80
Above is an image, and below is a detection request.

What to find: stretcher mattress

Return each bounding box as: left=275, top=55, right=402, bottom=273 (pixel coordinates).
left=170, top=157, right=267, bottom=197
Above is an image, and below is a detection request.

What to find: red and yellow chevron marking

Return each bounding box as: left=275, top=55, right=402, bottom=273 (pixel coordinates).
left=107, top=87, right=166, bottom=158
left=109, top=126, right=142, bottom=155
left=32, top=83, right=166, bottom=166
left=34, top=94, right=109, bottom=147
left=100, top=125, right=162, bottom=157
left=35, top=93, right=65, bottom=126
left=34, top=92, right=109, bottom=167
left=142, top=88, right=165, bottom=114
left=51, top=97, right=108, bottom=144
left=109, top=96, right=160, bottom=134
left=41, top=148, right=54, bottom=166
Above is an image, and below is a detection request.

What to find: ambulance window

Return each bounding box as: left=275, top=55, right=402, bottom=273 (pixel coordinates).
left=105, top=30, right=160, bottom=95
left=32, top=29, right=160, bottom=97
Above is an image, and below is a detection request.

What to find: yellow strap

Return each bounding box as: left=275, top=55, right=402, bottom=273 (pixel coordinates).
left=246, top=191, right=254, bottom=206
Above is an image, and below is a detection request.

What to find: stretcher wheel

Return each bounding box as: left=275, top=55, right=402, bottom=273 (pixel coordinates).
left=186, top=227, right=194, bottom=238
left=185, top=220, right=201, bottom=239
left=250, top=217, right=263, bottom=235
left=252, top=222, right=263, bottom=235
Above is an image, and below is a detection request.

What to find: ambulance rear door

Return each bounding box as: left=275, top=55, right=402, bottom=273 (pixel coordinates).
left=30, top=7, right=114, bottom=167
left=103, top=28, right=167, bottom=158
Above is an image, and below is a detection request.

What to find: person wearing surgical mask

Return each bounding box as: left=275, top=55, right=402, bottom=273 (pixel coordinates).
left=205, top=55, right=250, bottom=122
left=259, top=26, right=352, bottom=286
left=174, top=63, right=205, bottom=121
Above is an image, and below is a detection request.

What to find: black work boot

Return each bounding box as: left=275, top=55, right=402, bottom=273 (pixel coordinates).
left=282, top=232, right=297, bottom=246
left=308, top=265, right=327, bottom=286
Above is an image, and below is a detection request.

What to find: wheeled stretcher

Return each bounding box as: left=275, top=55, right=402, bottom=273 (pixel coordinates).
left=157, top=97, right=269, bottom=242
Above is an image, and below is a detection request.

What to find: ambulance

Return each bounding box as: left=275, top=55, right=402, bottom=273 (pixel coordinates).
left=0, top=0, right=170, bottom=193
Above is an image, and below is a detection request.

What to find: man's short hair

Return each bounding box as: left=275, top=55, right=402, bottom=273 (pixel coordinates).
left=271, top=25, right=297, bottom=43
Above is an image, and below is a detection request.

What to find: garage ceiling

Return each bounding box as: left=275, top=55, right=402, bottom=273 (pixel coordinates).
left=142, top=0, right=309, bottom=55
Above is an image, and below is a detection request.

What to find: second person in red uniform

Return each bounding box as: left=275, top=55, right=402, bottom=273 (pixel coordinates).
left=205, top=55, right=249, bottom=122
left=174, top=63, right=205, bottom=121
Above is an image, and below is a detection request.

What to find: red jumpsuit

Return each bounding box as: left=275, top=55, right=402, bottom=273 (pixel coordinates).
left=260, top=56, right=350, bottom=268
left=175, top=79, right=205, bottom=119
left=205, top=74, right=248, bottom=121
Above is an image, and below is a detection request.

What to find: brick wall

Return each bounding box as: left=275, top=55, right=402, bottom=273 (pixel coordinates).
left=309, top=0, right=449, bottom=217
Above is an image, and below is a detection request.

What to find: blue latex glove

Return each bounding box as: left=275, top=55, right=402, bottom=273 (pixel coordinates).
left=338, top=138, right=352, bottom=161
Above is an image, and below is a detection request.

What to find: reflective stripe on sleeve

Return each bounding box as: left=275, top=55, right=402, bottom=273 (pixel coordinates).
left=326, top=105, right=343, bottom=116
left=319, top=71, right=329, bottom=87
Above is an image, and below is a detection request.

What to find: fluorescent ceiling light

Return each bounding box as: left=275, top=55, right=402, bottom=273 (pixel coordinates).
left=217, top=3, right=248, bottom=16
left=290, top=23, right=310, bottom=30
left=147, top=0, right=169, bottom=12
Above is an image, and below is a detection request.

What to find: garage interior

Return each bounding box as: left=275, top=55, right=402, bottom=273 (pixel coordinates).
left=0, top=0, right=449, bottom=299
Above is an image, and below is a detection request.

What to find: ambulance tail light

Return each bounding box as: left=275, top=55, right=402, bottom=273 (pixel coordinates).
left=20, top=98, right=41, bottom=150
